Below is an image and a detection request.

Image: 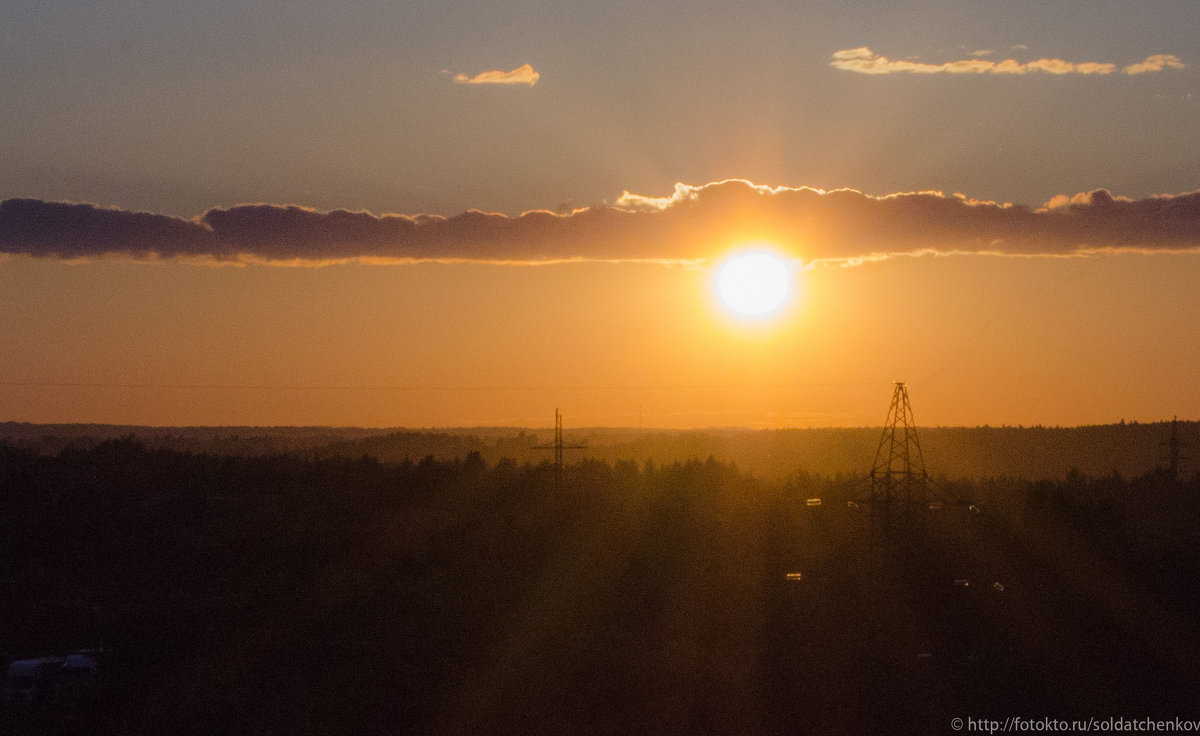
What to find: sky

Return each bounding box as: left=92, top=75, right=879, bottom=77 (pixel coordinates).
left=1, top=0, right=1198, bottom=429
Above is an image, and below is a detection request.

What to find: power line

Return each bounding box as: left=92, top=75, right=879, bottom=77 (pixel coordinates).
left=0, top=380, right=886, bottom=393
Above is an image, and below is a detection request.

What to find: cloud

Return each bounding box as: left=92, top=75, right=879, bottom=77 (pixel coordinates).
left=1123, top=54, right=1187, bottom=75
left=831, top=47, right=1183, bottom=76
left=3, top=181, right=1200, bottom=266
left=452, top=63, right=540, bottom=86
left=0, top=199, right=211, bottom=259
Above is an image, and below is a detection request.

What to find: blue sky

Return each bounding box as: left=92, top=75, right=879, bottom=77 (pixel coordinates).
left=3, top=0, right=1196, bottom=217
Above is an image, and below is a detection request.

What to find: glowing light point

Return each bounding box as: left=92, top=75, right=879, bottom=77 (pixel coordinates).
left=715, top=251, right=792, bottom=317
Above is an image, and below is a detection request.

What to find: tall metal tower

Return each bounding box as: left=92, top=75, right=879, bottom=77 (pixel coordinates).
left=868, top=382, right=931, bottom=507
left=532, top=408, right=586, bottom=489
left=1162, top=416, right=1186, bottom=483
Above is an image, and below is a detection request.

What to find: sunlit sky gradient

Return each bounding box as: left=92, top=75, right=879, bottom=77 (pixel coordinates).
left=2, top=0, right=1198, bottom=428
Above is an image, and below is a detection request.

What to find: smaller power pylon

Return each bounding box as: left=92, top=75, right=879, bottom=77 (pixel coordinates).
left=1161, top=416, right=1187, bottom=483
left=533, top=408, right=586, bottom=489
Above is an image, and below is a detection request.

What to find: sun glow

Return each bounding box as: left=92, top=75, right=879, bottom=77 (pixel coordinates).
left=714, top=250, right=793, bottom=318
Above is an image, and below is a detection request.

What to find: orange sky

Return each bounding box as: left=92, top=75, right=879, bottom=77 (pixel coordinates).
left=1, top=241, right=1196, bottom=428
left=2, top=2, right=1198, bottom=428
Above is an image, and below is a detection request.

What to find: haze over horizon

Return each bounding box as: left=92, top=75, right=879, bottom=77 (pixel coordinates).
left=2, top=1, right=1198, bottom=429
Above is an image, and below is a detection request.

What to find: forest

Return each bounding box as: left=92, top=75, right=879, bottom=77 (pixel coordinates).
left=1, top=419, right=1195, bottom=481
left=1, top=433, right=1198, bottom=734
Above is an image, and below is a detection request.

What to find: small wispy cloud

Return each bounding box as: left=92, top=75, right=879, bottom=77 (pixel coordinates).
left=1123, top=53, right=1187, bottom=75
left=969, top=49, right=995, bottom=58
left=451, top=63, right=540, bottom=86
left=831, top=47, right=1185, bottom=76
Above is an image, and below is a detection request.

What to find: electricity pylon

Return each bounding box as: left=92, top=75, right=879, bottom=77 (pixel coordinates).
left=869, top=382, right=930, bottom=506
left=1161, top=416, right=1187, bottom=483
left=853, top=382, right=940, bottom=545
left=532, top=408, right=586, bottom=489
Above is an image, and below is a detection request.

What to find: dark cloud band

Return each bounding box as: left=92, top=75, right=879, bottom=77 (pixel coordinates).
left=2, top=181, right=1199, bottom=265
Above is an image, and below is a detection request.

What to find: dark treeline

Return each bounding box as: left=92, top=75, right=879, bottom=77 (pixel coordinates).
left=1, top=439, right=1199, bottom=734
left=1, top=419, right=1195, bottom=481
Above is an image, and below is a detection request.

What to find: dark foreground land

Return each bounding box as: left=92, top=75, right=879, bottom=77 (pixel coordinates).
left=1, top=439, right=1199, bottom=734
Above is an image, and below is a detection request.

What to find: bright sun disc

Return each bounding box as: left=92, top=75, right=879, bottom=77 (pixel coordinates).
left=715, top=252, right=792, bottom=317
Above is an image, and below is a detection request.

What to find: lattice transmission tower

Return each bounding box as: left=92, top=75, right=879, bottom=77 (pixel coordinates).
left=869, top=382, right=931, bottom=507
left=1161, top=416, right=1188, bottom=483
left=532, top=408, right=586, bottom=489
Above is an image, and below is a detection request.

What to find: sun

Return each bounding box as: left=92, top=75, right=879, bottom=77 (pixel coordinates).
left=714, top=250, right=793, bottom=318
